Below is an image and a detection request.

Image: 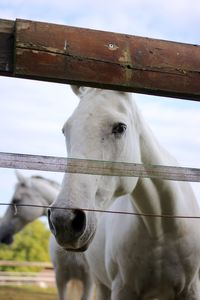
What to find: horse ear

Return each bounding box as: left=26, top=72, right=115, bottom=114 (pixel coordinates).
left=71, top=85, right=81, bottom=95
left=15, top=170, right=26, bottom=184
left=15, top=170, right=31, bottom=187
left=71, top=85, right=88, bottom=96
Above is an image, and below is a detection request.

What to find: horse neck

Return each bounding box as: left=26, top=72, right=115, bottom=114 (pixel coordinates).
left=31, top=178, right=60, bottom=216
left=131, top=104, right=198, bottom=238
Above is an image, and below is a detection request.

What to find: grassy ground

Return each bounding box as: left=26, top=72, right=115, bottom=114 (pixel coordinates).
left=0, top=285, right=57, bottom=300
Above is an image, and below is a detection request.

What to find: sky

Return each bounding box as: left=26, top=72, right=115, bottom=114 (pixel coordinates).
left=0, top=0, right=200, bottom=218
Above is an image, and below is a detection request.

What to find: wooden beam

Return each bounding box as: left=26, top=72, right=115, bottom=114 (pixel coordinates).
left=0, top=19, right=14, bottom=75
left=0, top=152, right=200, bottom=182
left=0, top=18, right=200, bottom=100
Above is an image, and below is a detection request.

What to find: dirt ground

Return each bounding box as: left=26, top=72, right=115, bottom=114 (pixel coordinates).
left=0, top=282, right=96, bottom=300
left=0, top=285, right=57, bottom=300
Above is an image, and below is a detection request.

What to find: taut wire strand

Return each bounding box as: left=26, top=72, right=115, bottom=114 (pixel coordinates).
left=1, top=202, right=200, bottom=219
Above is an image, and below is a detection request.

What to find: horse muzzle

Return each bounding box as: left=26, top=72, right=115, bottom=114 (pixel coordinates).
left=48, top=206, right=94, bottom=251
left=0, top=224, right=14, bottom=245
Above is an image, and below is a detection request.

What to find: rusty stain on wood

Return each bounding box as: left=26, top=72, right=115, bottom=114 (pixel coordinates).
left=119, top=45, right=133, bottom=81
left=0, top=18, right=200, bottom=100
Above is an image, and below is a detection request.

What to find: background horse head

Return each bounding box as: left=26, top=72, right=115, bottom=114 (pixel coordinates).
left=0, top=171, right=93, bottom=300
left=0, top=171, right=59, bottom=244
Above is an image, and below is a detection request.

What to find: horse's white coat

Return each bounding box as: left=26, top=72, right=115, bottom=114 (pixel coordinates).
left=51, top=87, right=200, bottom=299
left=0, top=172, right=93, bottom=300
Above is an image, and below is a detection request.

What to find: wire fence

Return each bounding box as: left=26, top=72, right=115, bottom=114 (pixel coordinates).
left=1, top=202, right=200, bottom=220
left=0, top=151, right=200, bottom=220
left=0, top=18, right=200, bottom=222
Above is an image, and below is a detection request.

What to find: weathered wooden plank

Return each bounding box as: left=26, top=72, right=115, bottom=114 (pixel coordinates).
left=0, top=152, right=200, bottom=182
left=15, top=19, right=200, bottom=100
left=0, top=18, right=200, bottom=100
left=0, top=19, right=14, bottom=75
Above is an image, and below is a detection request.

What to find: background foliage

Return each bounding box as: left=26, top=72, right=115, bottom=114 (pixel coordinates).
left=0, top=220, right=50, bottom=271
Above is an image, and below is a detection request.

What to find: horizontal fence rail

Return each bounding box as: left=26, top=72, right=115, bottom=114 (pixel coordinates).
left=0, top=152, right=200, bottom=182
left=0, top=274, right=55, bottom=284
left=0, top=261, right=54, bottom=287
left=0, top=18, right=200, bottom=100
left=0, top=261, right=52, bottom=268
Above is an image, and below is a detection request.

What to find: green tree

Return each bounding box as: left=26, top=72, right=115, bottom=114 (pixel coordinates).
left=0, top=220, right=51, bottom=271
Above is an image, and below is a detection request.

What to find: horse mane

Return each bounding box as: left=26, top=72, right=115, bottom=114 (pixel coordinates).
left=31, top=175, right=60, bottom=189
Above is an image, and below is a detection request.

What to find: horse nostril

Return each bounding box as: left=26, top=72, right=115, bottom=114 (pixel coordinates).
left=47, top=208, right=86, bottom=244
left=47, top=208, right=57, bottom=236
left=71, top=209, right=86, bottom=234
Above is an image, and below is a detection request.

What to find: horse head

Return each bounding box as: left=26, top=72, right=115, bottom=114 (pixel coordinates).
left=48, top=86, right=141, bottom=251
left=0, top=171, right=49, bottom=244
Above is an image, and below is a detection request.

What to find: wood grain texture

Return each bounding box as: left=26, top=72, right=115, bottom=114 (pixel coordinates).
left=0, top=152, right=200, bottom=182
left=15, top=19, right=200, bottom=100
left=0, top=18, right=200, bottom=100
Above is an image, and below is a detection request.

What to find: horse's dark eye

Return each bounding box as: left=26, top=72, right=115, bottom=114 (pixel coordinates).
left=112, top=122, right=127, bottom=137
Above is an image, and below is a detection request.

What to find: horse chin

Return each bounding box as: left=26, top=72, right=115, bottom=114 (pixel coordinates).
left=64, top=244, right=89, bottom=252
left=60, top=227, right=96, bottom=253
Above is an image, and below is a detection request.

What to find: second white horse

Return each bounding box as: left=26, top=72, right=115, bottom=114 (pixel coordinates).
left=0, top=171, right=93, bottom=300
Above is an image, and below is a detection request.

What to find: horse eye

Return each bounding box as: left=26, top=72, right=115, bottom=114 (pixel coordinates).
left=112, top=122, right=127, bottom=137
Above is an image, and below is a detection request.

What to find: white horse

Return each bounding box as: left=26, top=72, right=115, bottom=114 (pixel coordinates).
left=48, top=86, right=200, bottom=299
left=0, top=171, right=93, bottom=300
